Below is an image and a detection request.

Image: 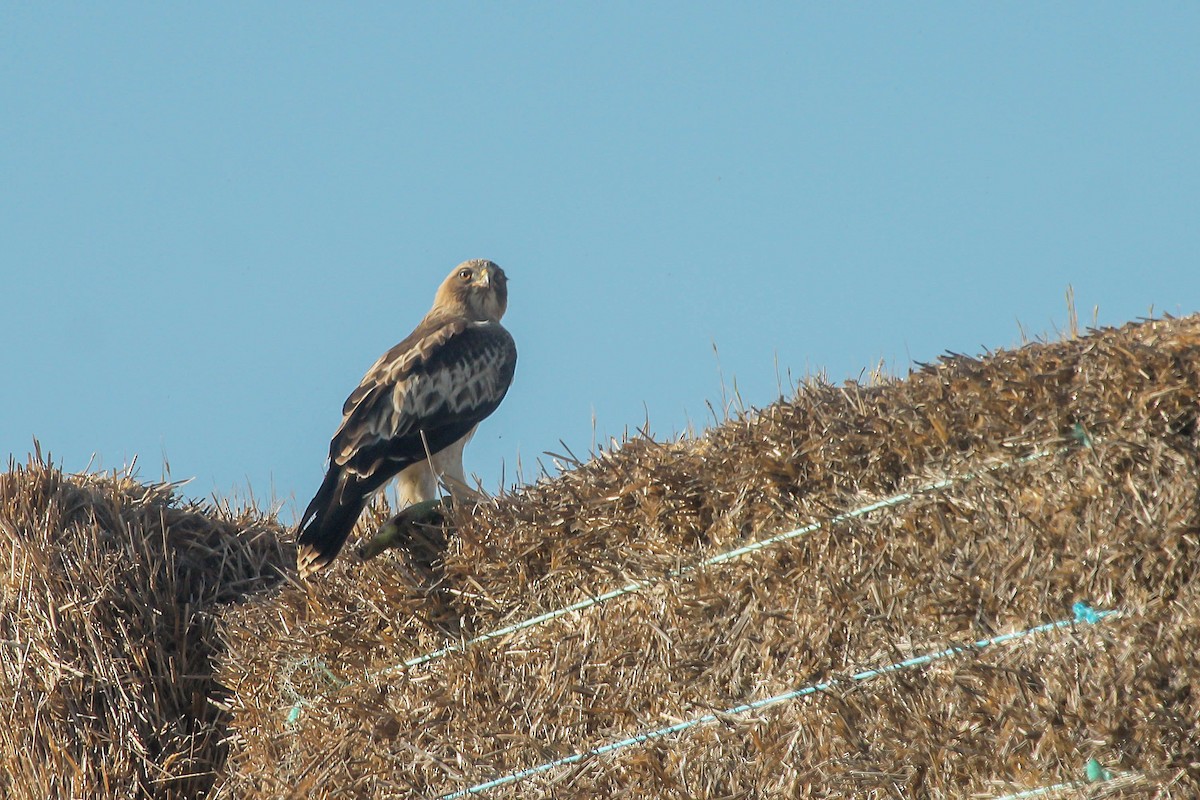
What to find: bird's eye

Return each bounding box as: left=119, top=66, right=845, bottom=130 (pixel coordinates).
left=458, top=269, right=473, bottom=281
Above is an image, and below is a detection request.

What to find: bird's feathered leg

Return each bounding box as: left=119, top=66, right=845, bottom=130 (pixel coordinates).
left=427, top=428, right=485, bottom=502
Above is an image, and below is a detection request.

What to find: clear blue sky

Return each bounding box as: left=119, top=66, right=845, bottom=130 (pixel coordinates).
left=3, top=5, right=1197, bottom=521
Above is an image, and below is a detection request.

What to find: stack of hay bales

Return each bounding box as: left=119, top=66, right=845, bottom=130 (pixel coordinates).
left=2, top=314, right=1198, bottom=798
left=217, top=315, right=1200, bottom=799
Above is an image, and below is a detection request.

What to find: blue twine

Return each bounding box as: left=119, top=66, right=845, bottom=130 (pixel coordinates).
left=280, top=657, right=347, bottom=727
left=990, top=758, right=1119, bottom=800
left=1072, top=601, right=1103, bottom=625
left=436, top=604, right=1120, bottom=799
left=991, top=780, right=1080, bottom=800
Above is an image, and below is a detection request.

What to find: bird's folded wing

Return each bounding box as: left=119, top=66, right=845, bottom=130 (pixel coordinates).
left=329, top=320, right=516, bottom=474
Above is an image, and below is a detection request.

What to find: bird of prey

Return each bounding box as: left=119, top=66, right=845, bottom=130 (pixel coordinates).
left=296, top=259, right=516, bottom=577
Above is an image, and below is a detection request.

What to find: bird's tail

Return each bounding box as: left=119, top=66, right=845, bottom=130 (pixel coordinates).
left=296, top=468, right=368, bottom=578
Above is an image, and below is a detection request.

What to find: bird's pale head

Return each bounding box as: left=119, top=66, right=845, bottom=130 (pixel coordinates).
left=434, top=259, right=509, bottom=322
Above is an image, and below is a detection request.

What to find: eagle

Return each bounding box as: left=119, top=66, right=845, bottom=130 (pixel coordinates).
left=296, top=259, right=516, bottom=577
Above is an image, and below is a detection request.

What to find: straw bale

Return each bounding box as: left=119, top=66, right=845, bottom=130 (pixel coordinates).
left=0, top=459, right=290, bottom=799
left=214, top=314, right=1200, bottom=798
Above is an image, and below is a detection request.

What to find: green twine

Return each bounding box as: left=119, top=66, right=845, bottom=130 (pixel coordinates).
left=1085, top=758, right=1113, bottom=782
left=1071, top=422, right=1094, bottom=449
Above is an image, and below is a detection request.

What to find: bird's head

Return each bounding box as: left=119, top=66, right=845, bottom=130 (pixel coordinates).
left=434, top=259, right=509, bottom=322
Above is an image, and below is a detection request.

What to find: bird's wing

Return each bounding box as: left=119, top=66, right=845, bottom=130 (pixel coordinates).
left=329, top=318, right=516, bottom=488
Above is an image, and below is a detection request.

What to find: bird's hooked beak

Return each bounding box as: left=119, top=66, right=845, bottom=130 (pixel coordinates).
left=477, top=265, right=492, bottom=289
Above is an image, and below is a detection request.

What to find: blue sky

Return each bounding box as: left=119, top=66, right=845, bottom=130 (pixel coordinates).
left=2, top=5, right=1197, bottom=521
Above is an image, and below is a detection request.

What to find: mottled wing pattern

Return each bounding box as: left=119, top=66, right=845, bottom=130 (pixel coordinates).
left=329, top=318, right=467, bottom=473
left=331, top=319, right=515, bottom=482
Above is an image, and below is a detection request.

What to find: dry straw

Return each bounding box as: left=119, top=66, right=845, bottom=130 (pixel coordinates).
left=0, top=460, right=290, bottom=799
left=298, top=443, right=1060, bottom=709
left=436, top=604, right=1122, bottom=798
left=217, top=313, right=1200, bottom=799
left=3, top=313, right=1199, bottom=798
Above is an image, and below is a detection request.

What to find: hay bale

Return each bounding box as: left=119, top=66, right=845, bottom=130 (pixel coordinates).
left=214, top=315, right=1200, bottom=798
left=0, top=460, right=290, bottom=799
